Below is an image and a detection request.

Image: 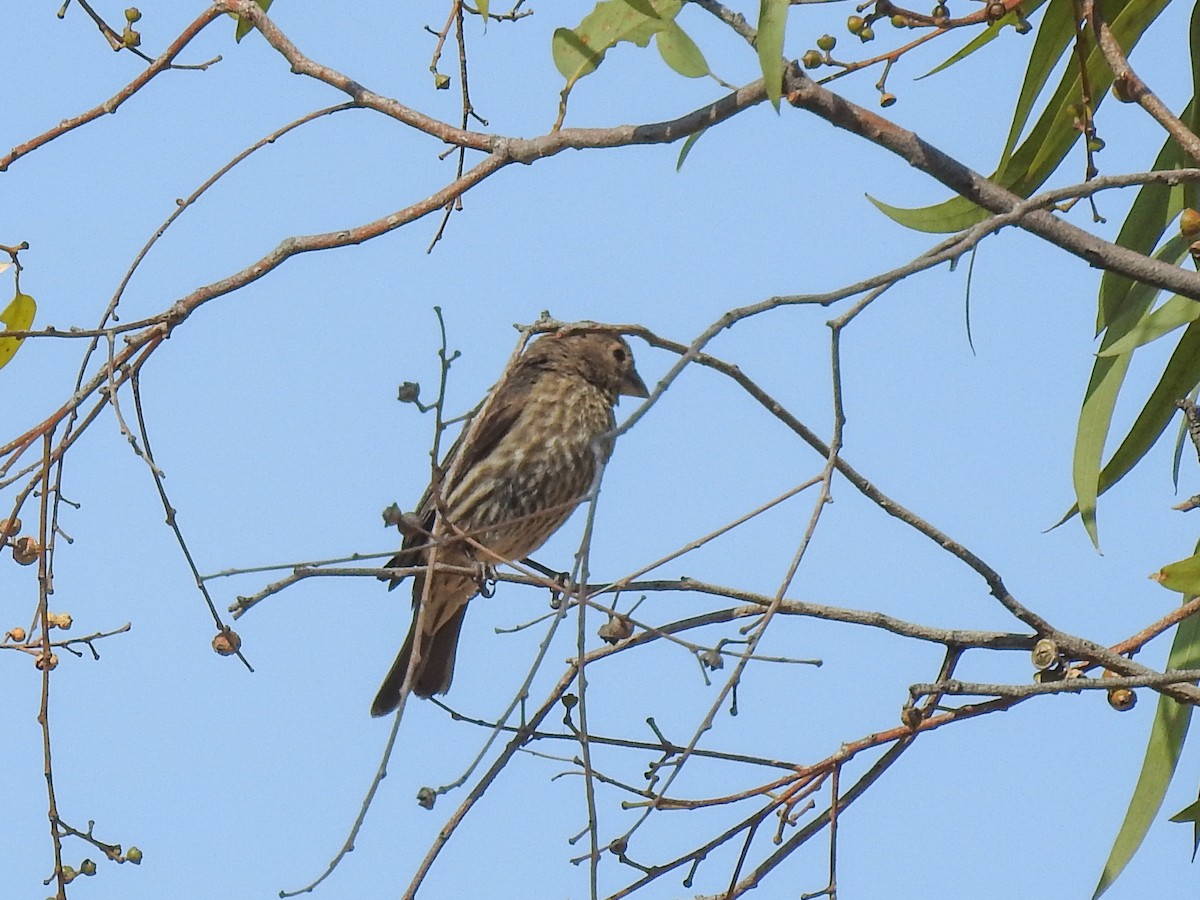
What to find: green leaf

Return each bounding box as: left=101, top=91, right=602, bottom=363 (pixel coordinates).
left=920, top=0, right=1051, bottom=82
left=1097, top=121, right=1190, bottom=332
left=656, top=22, right=709, bottom=78
left=1168, top=798, right=1200, bottom=822
left=1151, top=553, right=1200, bottom=594
left=1098, top=293, right=1200, bottom=362
left=676, top=126, right=707, bottom=170
left=1070, top=347, right=1136, bottom=545
left=1062, top=268, right=1174, bottom=542
left=1099, top=236, right=1200, bottom=355
left=0, top=292, right=36, bottom=371
left=479, top=0, right=489, bottom=30
left=234, top=0, right=273, bottom=43
left=552, top=0, right=683, bottom=86
left=1094, top=594, right=1200, bottom=897
left=994, top=0, right=1075, bottom=164
left=552, top=27, right=602, bottom=83
left=1091, top=320, right=1200, bottom=519
left=756, top=0, right=788, bottom=111
left=1168, top=798, right=1200, bottom=860
left=866, top=192, right=986, bottom=234
left=874, top=0, right=1172, bottom=234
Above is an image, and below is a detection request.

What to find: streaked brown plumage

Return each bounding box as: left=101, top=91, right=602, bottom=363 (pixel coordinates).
left=371, top=330, right=649, bottom=717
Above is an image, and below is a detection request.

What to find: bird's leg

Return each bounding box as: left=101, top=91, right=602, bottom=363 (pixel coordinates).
left=522, top=557, right=571, bottom=610
left=474, top=559, right=498, bottom=598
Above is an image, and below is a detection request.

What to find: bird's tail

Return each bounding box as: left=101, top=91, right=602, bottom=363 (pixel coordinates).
left=370, top=600, right=468, bottom=716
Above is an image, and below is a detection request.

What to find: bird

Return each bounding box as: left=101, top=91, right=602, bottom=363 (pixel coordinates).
left=371, top=329, right=650, bottom=717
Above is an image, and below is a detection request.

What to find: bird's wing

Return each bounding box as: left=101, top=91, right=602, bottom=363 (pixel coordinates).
left=388, top=359, right=543, bottom=573
left=453, top=361, right=540, bottom=475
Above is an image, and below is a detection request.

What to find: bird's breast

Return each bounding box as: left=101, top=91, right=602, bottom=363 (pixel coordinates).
left=440, top=379, right=616, bottom=559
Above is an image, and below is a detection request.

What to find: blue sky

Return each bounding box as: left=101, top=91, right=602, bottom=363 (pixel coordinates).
left=3, top=1, right=1199, bottom=898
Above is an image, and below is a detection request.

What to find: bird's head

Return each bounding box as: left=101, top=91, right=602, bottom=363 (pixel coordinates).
left=539, top=330, right=649, bottom=403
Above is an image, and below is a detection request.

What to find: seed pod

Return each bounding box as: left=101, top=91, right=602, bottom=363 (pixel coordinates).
left=13, top=536, right=39, bottom=565
left=1112, top=75, right=1137, bottom=103
left=1107, top=688, right=1136, bottom=711
left=1030, top=638, right=1058, bottom=670
left=597, top=613, right=633, bottom=644
left=212, top=628, right=242, bottom=656
left=1180, top=208, right=1200, bottom=238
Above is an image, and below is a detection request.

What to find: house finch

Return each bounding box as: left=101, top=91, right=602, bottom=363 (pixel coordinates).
left=371, top=330, right=649, bottom=717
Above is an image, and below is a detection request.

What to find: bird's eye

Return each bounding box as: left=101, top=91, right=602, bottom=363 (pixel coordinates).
left=612, top=346, right=627, bottom=363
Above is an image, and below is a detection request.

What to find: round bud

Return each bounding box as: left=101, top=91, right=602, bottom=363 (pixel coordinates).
left=212, top=628, right=242, bottom=656
left=879, top=92, right=896, bottom=107
left=125, top=7, right=141, bottom=22
left=986, top=1, right=1006, bottom=19
left=801, top=50, right=823, bottom=69
left=609, top=837, right=629, bottom=855
left=891, top=13, right=908, bottom=26
left=416, top=787, right=436, bottom=810
left=433, top=72, right=451, bottom=90
left=396, top=381, right=421, bottom=403
left=125, top=847, right=143, bottom=865
left=1014, top=17, right=1032, bottom=32
left=900, top=705, right=923, bottom=729
left=597, top=613, right=633, bottom=644
left=1180, top=208, right=1200, bottom=238
left=13, top=536, right=39, bottom=565
left=80, top=859, right=97, bottom=876
left=1107, top=688, right=1136, bottom=711
left=0, top=517, right=21, bottom=539
left=562, top=693, right=578, bottom=709
left=61, top=866, right=77, bottom=884
left=1112, top=76, right=1136, bottom=103
left=846, top=14, right=865, bottom=33
left=817, top=33, right=837, bottom=51
left=1030, top=638, right=1058, bottom=670
left=6, top=626, right=26, bottom=642
left=859, top=25, right=875, bottom=40
left=35, top=653, right=58, bottom=671
left=1087, top=136, right=1106, bottom=152
left=932, top=3, right=949, bottom=19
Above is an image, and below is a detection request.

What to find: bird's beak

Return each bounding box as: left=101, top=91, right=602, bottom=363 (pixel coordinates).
left=620, top=366, right=650, bottom=400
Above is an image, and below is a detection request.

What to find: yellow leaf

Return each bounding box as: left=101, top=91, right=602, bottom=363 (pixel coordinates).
left=1150, top=553, right=1200, bottom=594
left=0, top=292, right=36, bottom=371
